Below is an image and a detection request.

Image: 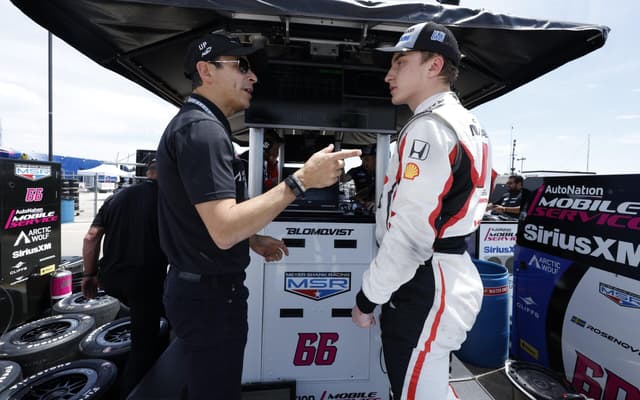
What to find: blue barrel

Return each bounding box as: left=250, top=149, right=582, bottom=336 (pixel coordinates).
left=60, top=199, right=75, bottom=223
left=455, top=259, right=510, bottom=368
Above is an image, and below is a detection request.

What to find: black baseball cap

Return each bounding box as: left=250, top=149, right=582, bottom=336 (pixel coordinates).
left=184, top=33, right=259, bottom=79
left=376, top=22, right=461, bottom=66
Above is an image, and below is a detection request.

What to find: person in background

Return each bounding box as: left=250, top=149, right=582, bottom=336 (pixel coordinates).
left=487, top=174, right=524, bottom=218
left=240, top=129, right=283, bottom=192
left=82, top=158, right=167, bottom=399
left=351, top=22, right=493, bottom=400
left=342, top=143, right=376, bottom=206
left=156, top=33, right=360, bottom=400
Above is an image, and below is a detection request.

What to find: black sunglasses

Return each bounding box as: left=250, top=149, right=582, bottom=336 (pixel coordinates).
left=208, top=57, right=251, bottom=74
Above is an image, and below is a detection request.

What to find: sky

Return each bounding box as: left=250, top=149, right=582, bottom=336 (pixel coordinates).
left=0, top=1, right=638, bottom=174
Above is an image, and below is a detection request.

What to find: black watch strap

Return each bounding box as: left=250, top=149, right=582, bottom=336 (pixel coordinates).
left=285, top=175, right=304, bottom=198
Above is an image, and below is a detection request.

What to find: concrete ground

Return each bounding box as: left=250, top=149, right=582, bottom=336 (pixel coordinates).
left=61, top=190, right=111, bottom=257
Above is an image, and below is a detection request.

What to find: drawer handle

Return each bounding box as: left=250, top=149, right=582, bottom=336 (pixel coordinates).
left=334, top=240, right=357, bottom=248
left=331, top=308, right=352, bottom=318
left=280, top=308, right=304, bottom=318
left=283, top=238, right=305, bottom=248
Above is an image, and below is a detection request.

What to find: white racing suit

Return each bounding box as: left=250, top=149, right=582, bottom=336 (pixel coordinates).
left=356, top=92, right=492, bottom=400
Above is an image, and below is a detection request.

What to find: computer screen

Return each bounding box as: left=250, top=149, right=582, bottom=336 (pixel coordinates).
left=245, top=61, right=396, bottom=133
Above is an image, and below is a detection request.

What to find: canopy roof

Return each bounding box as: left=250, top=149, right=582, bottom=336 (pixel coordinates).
left=11, top=0, right=608, bottom=131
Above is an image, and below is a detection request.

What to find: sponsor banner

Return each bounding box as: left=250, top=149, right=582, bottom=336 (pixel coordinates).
left=319, top=391, right=382, bottom=400
left=519, top=175, right=640, bottom=280
left=296, top=389, right=383, bottom=400
left=1, top=159, right=61, bottom=285
left=560, top=268, right=640, bottom=399
left=286, top=227, right=354, bottom=236
left=4, top=208, right=58, bottom=230
left=477, top=222, right=517, bottom=267
left=512, top=174, right=640, bottom=400
left=285, top=272, right=351, bottom=301
left=511, top=246, right=574, bottom=366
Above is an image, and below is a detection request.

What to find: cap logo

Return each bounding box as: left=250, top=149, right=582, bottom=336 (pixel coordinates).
left=198, top=41, right=212, bottom=57
left=431, top=30, right=446, bottom=43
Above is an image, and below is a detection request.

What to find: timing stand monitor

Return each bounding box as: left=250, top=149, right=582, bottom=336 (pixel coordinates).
left=245, top=61, right=396, bottom=133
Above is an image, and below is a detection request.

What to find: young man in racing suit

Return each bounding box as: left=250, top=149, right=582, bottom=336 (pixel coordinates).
left=352, top=22, right=493, bottom=400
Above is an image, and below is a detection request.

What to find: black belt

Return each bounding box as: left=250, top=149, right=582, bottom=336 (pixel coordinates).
left=176, top=270, right=213, bottom=283
left=433, top=235, right=468, bottom=254
left=171, top=267, right=243, bottom=285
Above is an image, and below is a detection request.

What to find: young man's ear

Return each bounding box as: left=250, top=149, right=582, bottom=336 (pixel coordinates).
left=427, top=55, right=445, bottom=77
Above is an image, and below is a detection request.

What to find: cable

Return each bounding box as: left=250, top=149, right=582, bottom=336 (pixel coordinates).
left=0, top=285, right=15, bottom=337
left=449, top=365, right=505, bottom=383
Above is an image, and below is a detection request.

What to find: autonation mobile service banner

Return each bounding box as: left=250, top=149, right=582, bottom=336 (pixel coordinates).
left=511, top=174, right=639, bottom=400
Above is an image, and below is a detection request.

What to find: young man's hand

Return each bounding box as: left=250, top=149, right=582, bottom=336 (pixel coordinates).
left=352, top=305, right=375, bottom=328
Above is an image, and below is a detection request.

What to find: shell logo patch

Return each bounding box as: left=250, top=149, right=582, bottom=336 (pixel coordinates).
left=403, top=163, right=420, bottom=180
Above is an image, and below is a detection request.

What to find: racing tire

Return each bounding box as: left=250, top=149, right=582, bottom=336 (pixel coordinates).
left=79, top=317, right=169, bottom=364
left=0, top=314, right=95, bottom=376
left=53, top=291, right=120, bottom=327
left=116, top=302, right=131, bottom=318
left=0, top=360, right=21, bottom=394
left=0, top=359, right=117, bottom=400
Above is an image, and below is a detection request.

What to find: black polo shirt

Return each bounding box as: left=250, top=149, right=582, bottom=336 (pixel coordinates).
left=92, top=180, right=166, bottom=272
left=496, top=191, right=522, bottom=208
left=495, top=190, right=522, bottom=217
left=156, top=94, right=249, bottom=275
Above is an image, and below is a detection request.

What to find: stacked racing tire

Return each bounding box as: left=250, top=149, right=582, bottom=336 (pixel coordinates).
left=53, top=291, right=120, bottom=327
left=0, top=314, right=95, bottom=376
left=0, top=360, right=21, bottom=395
left=79, top=317, right=169, bottom=365
left=0, top=359, right=117, bottom=400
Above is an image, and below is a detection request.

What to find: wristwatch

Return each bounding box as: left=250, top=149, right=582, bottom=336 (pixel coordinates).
left=284, top=175, right=304, bottom=198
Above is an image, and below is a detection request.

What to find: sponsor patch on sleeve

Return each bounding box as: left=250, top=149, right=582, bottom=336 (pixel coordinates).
left=408, top=140, right=430, bottom=160
left=403, top=163, right=420, bottom=180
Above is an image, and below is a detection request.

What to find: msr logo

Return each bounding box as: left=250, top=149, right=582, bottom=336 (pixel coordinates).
left=599, top=283, right=640, bottom=309
left=285, top=272, right=350, bottom=301
left=14, top=164, right=51, bottom=181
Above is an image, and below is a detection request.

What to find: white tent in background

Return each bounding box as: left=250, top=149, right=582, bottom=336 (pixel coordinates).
left=78, top=163, right=131, bottom=177
left=78, top=163, right=131, bottom=191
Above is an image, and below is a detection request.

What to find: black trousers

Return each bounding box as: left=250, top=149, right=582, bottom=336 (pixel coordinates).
left=163, top=267, right=248, bottom=400
left=99, top=265, right=167, bottom=399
